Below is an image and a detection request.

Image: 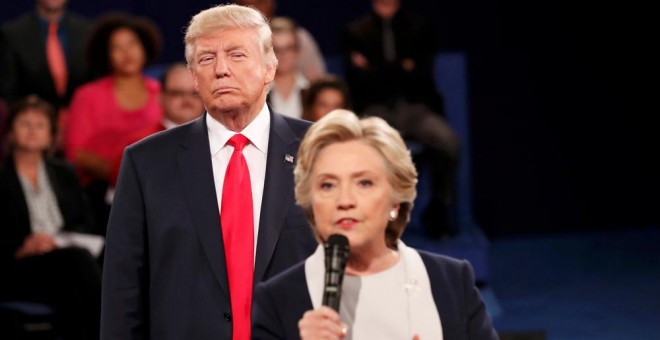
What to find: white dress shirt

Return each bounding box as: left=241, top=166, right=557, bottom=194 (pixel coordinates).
left=207, top=103, right=270, bottom=260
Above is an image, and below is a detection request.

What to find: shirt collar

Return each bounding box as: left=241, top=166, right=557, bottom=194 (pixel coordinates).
left=206, top=102, right=271, bottom=156
left=162, top=118, right=178, bottom=130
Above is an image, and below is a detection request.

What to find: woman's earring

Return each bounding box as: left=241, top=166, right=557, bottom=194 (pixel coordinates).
left=389, top=210, right=397, bottom=221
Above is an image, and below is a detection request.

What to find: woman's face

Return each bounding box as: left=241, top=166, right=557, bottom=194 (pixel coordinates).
left=10, top=109, right=52, bottom=153
left=310, top=140, right=398, bottom=254
left=109, top=28, right=146, bottom=76
left=310, top=88, right=345, bottom=122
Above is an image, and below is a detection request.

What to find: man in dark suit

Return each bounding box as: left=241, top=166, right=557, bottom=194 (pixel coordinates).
left=344, top=0, right=460, bottom=238
left=0, top=0, right=91, bottom=109
left=100, top=4, right=317, bottom=340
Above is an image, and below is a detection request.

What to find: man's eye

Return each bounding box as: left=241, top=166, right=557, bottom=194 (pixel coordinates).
left=198, top=56, right=213, bottom=64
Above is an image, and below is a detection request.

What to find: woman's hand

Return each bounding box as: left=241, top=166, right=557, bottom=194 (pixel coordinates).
left=298, top=306, right=347, bottom=340
left=15, top=233, right=57, bottom=259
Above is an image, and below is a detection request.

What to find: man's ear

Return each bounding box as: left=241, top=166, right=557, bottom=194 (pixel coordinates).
left=264, top=62, right=276, bottom=85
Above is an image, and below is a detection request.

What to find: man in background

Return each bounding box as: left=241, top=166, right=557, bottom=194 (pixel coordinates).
left=345, top=0, right=460, bottom=237
left=0, top=0, right=91, bottom=109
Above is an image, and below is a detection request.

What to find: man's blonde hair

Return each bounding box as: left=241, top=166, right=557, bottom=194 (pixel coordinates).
left=184, top=4, right=277, bottom=69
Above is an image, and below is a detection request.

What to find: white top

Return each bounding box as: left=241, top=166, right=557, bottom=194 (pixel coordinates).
left=206, top=103, right=270, bottom=260
left=305, top=241, right=443, bottom=339
left=268, top=73, right=309, bottom=119
left=18, top=160, right=63, bottom=235
left=341, top=259, right=410, bottom=340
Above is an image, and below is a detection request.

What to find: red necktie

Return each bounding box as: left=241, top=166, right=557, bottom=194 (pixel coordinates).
left=46, top=22, right=68, bottom=97
left=221, top=134, right=254, bottom=340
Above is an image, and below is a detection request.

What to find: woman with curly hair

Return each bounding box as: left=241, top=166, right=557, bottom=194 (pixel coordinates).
left=64, top=13, right=163, bottom=231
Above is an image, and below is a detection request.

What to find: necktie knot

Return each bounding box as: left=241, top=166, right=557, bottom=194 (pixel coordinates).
left=48, top=22, right=59, bottom=35
left=228, top=134, right=250, bottom=152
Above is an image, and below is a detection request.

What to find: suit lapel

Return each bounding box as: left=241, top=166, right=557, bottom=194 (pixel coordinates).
left=177, top=116, right=229, bottom=297
left=254, top=111, right=301, bottom=283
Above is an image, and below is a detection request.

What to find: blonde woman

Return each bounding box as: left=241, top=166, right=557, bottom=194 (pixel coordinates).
left=253, top=110, right=497, bottom=340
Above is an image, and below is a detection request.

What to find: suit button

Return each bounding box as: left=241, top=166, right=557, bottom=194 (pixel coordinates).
left=223, top=312, right=232, bottom=322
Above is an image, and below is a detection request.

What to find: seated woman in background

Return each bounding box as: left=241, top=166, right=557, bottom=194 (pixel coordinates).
left=252, top=110, right=497, bottom=339
left=65, top=13, right=162, bottom=232
left=0, top=95, right=101, bottom=340
left=302, top=75, right=351, bottom=122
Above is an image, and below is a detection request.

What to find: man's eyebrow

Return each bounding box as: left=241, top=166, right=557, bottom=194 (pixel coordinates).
left=224, top=43, right=246, bottom=52
left=194, top=47, right=214, bottom=56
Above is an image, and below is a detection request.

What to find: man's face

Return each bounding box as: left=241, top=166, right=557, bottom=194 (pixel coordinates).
left=272, top=31, right=299, bottom=75
left=373, top=0, right=400, bottom=20
left=190, top=27, right=275, bottom=118
left=161, top=67, right=204, bottom=125
left=37, top=0, right=68, bottom=12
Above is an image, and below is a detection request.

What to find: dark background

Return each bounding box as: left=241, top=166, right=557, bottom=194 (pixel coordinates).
left=2, top=1, right=656, bottom=236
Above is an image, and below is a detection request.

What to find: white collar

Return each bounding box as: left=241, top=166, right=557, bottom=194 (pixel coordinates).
left=161, top=118, right=178, bottom=130
left=304, top=240, right=443, bottom=339
left=206, top=103, right=270, bottom=156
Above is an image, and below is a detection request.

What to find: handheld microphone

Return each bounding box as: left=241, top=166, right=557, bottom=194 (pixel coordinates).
left=322, top=234, right=350, bottom=312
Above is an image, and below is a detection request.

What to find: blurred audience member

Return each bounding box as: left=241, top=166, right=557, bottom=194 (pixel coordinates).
left=65, top=13, right=162, bottom=233
left=345, top=0, right=460, bottom=237
left=0, top=0, right=91, bottom=110
left=108, top=62, right=204, bottom=187
left=0, top=95, right=101, bottom=340
left=268, top=17, right=309, bottom=119
left=302, top=75, right=351, bottom=122
left=236, top=0, right=326, bottom=81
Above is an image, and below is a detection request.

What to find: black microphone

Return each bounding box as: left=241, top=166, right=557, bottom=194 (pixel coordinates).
left=322, top=234, right=350, bottom=312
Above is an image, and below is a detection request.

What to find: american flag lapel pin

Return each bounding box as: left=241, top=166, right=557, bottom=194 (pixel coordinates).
left=285, top=154, right=294, bottom=164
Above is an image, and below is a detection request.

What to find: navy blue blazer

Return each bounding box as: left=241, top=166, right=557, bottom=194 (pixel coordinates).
left=253, top=250, right=498, bottom=340
left=100, top=111, right=317, bottom=339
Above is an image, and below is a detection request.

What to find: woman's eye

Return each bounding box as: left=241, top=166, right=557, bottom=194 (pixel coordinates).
left=358, top=179, right=373, bottom=187
left=320, top=182, right=334, bottom=190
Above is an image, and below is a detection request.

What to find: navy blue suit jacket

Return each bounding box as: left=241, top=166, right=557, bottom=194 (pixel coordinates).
left=253, top=250, right=498, bottom=340
left=100, top=111, right=317, bottom=339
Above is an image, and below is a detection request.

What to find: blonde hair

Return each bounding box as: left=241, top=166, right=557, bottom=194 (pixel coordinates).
left=294, top=109, right=418, bottom=249
left=184, top=4, right=277, bottom=69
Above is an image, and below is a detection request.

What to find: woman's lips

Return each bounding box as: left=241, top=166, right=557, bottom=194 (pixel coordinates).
left=336, top=218, right=358, bottom=229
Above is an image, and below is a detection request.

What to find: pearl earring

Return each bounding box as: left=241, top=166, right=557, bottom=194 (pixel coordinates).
left=389, top=210, right=397, bottom=221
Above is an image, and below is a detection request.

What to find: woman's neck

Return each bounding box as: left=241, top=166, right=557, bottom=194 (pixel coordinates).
left=14, top=150, right=43, bottom=168
left=113, top=73, right=148, bottom=110
left=112, top=73, right=144, bottom=87
left=345, top=246, right=399, bottom=276
left=14, top=151, right=43, bottom=187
